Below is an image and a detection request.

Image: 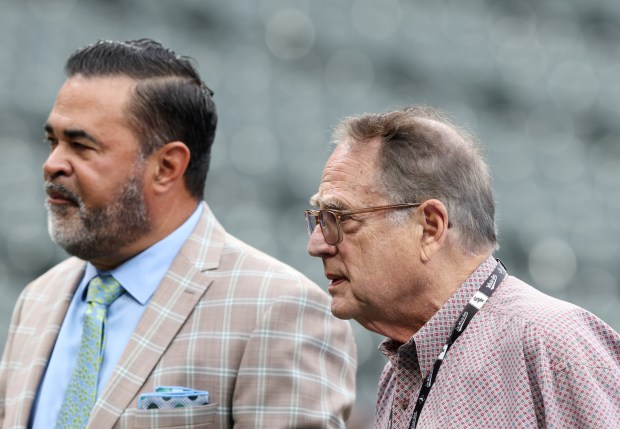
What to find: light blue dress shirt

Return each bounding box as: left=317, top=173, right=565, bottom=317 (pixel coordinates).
left=30, top=204, right=203, bottom=429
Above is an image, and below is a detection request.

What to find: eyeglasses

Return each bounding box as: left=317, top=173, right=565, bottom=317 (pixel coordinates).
left=304, top=203, right=421, bottom=245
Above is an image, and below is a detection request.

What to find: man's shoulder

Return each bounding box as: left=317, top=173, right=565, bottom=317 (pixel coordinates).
left=11, top=257, right=85, bottom=312
left=223, top=232, right=313, bottom=277
left=26, top=257, right=85, bottom=290
left=491, top=275, right=580, bottom=319
left=490, top=275, right=620, bottom=366
left=180, top=206, right=328, bottom=302
left=188, top=206, right=315, bottom=281
left=213, top=232, right=327, bottom=297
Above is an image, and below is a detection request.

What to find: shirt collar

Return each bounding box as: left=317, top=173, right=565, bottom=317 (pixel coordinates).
left=380, top=255, right=498, bottom=376
left=81, top=203, right=204, bottom=305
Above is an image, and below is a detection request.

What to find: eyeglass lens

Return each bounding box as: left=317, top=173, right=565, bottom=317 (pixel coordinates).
left=319, top=211, right=338, bottom=244
left=305, top=210, right=340, bottom=245
left=306, top=213, right=316, bottom=236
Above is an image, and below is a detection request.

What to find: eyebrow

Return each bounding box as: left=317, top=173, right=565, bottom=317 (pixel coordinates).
left=44, top=123, right=101, bottom=145
left=308, top=195, right=348, bottom=211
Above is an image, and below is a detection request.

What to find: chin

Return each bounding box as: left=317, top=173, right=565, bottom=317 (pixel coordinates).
left=330, top=300, right=355, bottom=321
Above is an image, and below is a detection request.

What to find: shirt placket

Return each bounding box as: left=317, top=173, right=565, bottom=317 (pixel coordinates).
left=390, top=348, right=422, bottom=429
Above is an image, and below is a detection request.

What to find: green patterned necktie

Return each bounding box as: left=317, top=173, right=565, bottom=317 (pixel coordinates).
left=55, top=275, right=124, bottom=429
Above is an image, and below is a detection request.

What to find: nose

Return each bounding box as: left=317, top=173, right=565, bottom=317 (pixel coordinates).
left=43, top=144, right=73, bottom=180
left=307, top=225, right=337, bottom=257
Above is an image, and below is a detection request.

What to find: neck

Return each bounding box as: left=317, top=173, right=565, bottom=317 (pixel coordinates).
left=368, top=251, right=491, bottom=344
left=90, top=197, right=200, bottom=271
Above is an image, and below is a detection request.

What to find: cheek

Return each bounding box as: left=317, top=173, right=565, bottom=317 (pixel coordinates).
left=342, top=247, right=379, bottom=283
left=73, top=174, right=120, bottom=207
left=360, top=241, right=414, bottom=281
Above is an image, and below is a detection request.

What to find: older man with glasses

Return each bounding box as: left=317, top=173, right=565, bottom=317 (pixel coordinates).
left=305, top=106, right=620, bottom=429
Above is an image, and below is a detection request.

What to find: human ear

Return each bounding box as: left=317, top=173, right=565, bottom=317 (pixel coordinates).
left=418, top=199, right=450, bottom=262
left=150, top=141, right=191, bottom=194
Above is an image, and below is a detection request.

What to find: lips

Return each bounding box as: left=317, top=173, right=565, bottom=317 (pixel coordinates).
left=326, top=273, right=347, bottom=291
left=45, top=183, right=79, bottom=206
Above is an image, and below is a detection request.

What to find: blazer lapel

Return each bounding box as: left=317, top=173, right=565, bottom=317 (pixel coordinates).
left=16, top=260, right=84, bottom=427
left=88, top=203, right=225, bottom=428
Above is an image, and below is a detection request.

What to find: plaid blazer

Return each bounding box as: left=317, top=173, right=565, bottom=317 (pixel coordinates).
left=0, top=202, right=357, bottom=428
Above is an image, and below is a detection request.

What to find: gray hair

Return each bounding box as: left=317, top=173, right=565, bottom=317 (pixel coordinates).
left=332, top=106, right=497, bottom=255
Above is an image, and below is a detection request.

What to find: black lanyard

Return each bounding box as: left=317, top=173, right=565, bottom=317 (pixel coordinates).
left=390, top=260, right=507, bottom=429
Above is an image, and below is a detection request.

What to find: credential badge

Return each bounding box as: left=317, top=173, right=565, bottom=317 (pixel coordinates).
left=469, top=291, right=489, bottom=310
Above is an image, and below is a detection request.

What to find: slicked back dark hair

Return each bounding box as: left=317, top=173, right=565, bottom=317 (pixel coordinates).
left=65, top=38, right=217, bottom=199
left=333, top=106, right=497, bottom=256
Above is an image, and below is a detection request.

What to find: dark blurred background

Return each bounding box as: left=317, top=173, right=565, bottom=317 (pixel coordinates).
left=1, top=0, right=619, bottom=427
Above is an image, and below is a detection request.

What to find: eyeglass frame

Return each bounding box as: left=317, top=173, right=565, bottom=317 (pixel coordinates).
left=304, top=203, right=422, bottom=245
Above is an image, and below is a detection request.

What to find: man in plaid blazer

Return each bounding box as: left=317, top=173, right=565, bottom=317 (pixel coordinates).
left=0, top=39, right=356, bottom=428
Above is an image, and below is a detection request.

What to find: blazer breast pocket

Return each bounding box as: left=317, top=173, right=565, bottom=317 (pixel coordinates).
left=127, top=403, right=217, bottom=428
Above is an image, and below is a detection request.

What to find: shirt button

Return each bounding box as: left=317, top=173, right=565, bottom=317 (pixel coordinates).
left=401, top=401, right=409, bottom=410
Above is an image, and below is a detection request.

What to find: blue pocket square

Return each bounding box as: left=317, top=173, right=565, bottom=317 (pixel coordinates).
left=138, top=386, right=209, bottom=409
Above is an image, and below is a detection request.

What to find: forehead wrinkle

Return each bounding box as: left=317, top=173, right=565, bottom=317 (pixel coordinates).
left=317, top=141, right=385, bottom=210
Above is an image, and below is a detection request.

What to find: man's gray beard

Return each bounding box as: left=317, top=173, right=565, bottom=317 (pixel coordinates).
left=46, top=174, right=152, bottom=262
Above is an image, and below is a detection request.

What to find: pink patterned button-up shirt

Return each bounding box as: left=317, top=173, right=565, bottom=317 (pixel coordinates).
left=376, top=256, right=620, bottom=428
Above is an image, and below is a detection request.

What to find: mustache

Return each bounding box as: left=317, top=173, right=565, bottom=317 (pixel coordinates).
left=45, top=182, right=81, bottom=205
